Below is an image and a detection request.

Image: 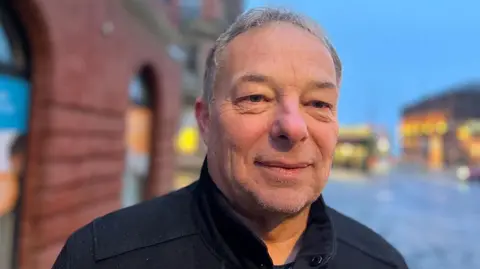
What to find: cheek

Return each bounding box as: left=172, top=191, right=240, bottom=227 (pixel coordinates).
left=219, top=114, right=272, bottom=151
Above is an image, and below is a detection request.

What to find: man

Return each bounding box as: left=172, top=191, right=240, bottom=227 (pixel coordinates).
left=53, top=8, right=408, bottom=269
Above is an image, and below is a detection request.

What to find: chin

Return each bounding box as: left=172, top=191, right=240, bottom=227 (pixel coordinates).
left=251, top=187, right=318, bottom=215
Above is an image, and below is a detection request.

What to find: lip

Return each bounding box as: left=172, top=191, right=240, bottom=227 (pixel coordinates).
left=254, top=160, right=313, bottom=183
left=254, top=160, right=312, bottom=169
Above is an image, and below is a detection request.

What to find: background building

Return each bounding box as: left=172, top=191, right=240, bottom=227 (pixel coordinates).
left=333, top=125, right=392, bottom=173
left=400, top=83, right=480, bottom=170
left=175, top=0, right=244, bottom=187
left=0, top=0, right=183, bottom=268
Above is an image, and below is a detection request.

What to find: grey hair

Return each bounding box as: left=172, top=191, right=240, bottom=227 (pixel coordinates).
left=202, top=7, right=342, bottom=103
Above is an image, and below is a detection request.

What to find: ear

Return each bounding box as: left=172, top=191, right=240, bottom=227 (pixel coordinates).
left=195, top=97, right=210, bottom=146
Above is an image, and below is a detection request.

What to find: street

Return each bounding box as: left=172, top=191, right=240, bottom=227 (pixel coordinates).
left=324, top=169, right=480, bottom=269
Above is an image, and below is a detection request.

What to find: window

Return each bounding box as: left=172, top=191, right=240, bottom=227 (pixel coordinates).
left=122, top=70, right=153, bottom=208
left=129, top=74, right=151, bottom=107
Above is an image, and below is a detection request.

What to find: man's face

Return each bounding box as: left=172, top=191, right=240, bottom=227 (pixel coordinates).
left=196, top=23, right=339, bottom=215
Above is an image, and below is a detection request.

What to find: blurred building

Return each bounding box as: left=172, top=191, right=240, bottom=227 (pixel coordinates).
left=175, top=0, right=244, bottom=185
left=400, top=83, right=480, bottom=170
left=333, top=125, right=391, bottom=174
left=0, top=0, right=183, bottom=268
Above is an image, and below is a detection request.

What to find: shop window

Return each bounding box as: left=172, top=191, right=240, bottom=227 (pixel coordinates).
left=0, top=6, right=30, bottom=269
left=122, top=69, right=153, bottom=208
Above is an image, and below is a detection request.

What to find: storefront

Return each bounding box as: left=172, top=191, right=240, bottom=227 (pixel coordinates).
left=0, top=3, right=30, bottom=269
left=400, top=112, right=448, bottom=169
left=1, top=0, right=182, bottom=268
left=333, top=125, right=391, bottom=173
left=400, top=84, right=480, bottom=169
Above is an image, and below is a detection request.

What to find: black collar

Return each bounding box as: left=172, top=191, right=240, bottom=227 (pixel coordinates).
left=192, top=160, right=337, bottom=269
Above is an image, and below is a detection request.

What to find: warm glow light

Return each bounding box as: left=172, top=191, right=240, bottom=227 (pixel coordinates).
left=338, top=126, right=372, bottom=137
left=176, top=127, right=199, bottom=155
left=436, top=121, right=447, bottom=135
left=457, top=126, right=470, bottom=140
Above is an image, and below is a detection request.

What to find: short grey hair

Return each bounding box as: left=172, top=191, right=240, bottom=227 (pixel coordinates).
left=202, top=7, right=342, bottom=102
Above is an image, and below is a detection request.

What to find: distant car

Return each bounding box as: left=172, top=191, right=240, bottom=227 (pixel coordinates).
left=456, top=165, right=480, bottom=182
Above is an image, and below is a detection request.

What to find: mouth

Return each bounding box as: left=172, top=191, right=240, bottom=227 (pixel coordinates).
left=254, top=160, right=313, bottom=177
left=254, top=160, right=312, bottom=170
left=254, top=160, right=312, bottom=183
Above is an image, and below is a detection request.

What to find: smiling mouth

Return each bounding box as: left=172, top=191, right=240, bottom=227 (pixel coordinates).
left=254, top=160, right=312, bottom=170
left=254, top=161, right=312, bottom=181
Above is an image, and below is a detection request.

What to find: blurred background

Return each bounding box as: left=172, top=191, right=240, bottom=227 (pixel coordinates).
left=0, top=0, right=479, bottom=268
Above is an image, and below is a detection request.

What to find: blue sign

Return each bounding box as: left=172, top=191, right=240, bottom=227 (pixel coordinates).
left=0, top=74, right=30, bottom=132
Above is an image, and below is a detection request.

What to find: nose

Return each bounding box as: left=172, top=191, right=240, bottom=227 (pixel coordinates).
left=270, top=99, right=308, bottom=149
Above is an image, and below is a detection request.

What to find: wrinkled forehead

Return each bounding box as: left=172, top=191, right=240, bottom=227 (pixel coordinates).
left=217, top=23, right=338, bottom=90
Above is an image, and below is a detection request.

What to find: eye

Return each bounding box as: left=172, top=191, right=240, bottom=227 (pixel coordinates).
left=308, top=100, right=331, bottom=109
left=247, top=94, right=267, bottom=102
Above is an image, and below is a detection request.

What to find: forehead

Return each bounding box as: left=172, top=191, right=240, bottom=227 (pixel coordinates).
left=220, top=22, right=337, bottom=86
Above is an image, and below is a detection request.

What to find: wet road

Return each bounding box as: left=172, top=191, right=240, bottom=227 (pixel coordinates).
left=324, top=169, right=480, bottom=269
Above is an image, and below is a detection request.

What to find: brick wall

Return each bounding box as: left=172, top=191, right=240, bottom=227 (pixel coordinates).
left=202, top=0, right=244, bottom=23
left=12, top=0, right=181, bottom=268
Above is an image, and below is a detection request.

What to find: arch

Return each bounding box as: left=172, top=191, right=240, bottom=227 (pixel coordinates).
left=5, top=1, right=53, bottom=268
left=122, top=65, right=157, bottom=207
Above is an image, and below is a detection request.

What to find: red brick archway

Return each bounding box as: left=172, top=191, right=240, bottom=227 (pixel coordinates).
left=11, top=1, right=181, bottom=268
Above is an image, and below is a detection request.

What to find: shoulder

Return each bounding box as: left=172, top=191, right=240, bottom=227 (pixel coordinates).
left=53, top=183, right=200, bottom=267
left=91, top=183, right=199, bottom=259
left=327, top=207, right=408, bottom=268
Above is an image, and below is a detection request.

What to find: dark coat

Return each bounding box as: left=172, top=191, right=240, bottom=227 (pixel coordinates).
left=53, top=162, right=409, bottom=269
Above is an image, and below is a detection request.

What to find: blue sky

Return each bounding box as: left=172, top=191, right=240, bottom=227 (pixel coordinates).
left=246, top=0, right=480, bottom=153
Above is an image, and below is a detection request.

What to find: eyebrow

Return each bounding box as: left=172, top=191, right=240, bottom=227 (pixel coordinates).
left=309, top=80, right=337, bottom=90
left=234, top=73, right=278, bottom=89
left=232, top=72, right=337, bottom=91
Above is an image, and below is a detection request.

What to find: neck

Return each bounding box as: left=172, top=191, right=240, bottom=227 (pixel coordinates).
left=204, top=160, right=311, bottom=265
left=233, top=205, right=311, bottom=265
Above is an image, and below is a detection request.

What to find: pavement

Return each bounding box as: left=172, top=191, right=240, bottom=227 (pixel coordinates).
left=325, top=169, right=480, bottom=269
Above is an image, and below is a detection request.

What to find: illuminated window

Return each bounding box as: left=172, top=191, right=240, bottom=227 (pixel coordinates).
left=176, top=108, right=199, bottom=156
left=122, top=69, right=153, bottom=208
